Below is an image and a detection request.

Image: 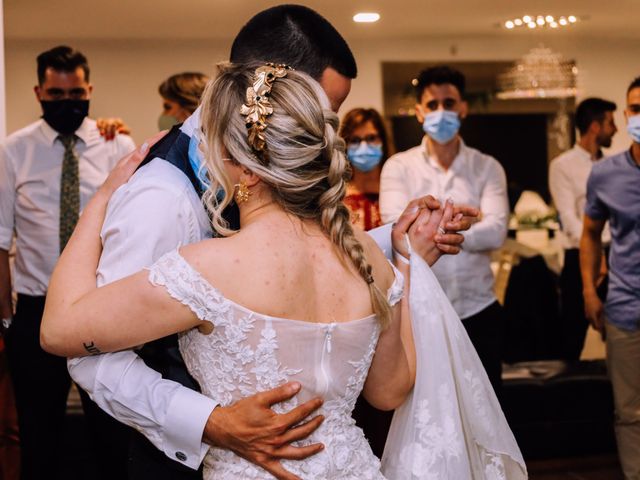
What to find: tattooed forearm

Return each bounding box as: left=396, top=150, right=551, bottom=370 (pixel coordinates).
left=83, top=341, right=102, bottom=355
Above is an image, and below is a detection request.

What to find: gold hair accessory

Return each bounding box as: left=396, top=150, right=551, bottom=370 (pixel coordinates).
left=240, top=63, right=292, bottom=165
left=235, top=181, right=251, bottom=204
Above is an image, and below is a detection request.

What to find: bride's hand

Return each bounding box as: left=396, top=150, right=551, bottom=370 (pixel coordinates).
left=98, top=130, right=168, bottom=197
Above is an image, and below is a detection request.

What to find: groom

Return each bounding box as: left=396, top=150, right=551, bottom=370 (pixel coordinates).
left=69, top=5, right=476, bottom=480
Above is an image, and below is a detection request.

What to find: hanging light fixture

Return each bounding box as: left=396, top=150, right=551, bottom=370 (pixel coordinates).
left=497, top=45, right=578, bottom=99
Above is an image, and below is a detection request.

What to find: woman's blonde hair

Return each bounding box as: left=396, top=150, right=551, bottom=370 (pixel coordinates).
left=200, top=62, right=390, bottom=327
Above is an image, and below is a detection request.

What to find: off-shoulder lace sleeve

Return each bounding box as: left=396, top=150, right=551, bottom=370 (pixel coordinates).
left=387, top=260, right=404, bottom=307
left=147, top=249, right=230, bottom=325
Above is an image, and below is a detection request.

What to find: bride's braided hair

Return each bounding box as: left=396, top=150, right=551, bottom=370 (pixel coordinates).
left=200, top=62, right=391, bottom=328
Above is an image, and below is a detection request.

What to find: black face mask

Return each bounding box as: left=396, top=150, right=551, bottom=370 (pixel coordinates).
left=40, top=99, right=90, bottom=135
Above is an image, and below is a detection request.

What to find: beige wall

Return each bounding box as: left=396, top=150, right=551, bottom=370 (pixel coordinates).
left=5, top=34, right=637, bottom=153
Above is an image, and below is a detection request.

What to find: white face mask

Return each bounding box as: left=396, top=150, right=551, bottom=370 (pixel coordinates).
left=422, top=110, right=460, bottom=144
left=627, top=114, right=640, bottom=143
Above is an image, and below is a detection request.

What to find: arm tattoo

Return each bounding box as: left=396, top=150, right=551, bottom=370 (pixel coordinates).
left=83, top=341, right=102, bottom=355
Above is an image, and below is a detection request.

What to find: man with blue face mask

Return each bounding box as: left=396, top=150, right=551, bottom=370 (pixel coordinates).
left=380, top=65, right=509, bottom=395
left=581, top=76, right=640, bottom=480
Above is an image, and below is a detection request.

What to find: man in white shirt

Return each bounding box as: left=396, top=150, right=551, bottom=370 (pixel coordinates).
left=0, top=46, right=136, bottom=480
left=549, top=97, right=617, bottom=360
left=66, top=8, right=477, bottom=480
left=380, top=65, right=509, bottom=394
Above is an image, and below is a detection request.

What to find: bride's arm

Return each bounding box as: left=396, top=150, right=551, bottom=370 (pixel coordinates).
left=362, top=201, right=452, bottom=410
left=41, top=137, right=204, bottom=357
left=362, top=265, right=413, bottom=411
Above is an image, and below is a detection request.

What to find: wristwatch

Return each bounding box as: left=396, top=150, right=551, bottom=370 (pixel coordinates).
left=1, top=317, right=12, bottom=330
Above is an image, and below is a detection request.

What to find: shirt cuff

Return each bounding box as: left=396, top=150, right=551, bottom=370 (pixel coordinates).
left=162, top=387, right=217, bottom=469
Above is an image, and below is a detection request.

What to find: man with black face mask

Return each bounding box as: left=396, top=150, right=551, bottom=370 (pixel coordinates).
left=0, top=45, right=135, bottom=480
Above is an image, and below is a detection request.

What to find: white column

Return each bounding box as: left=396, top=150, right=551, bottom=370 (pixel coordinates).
left=0, top=0, right=6, bottom=140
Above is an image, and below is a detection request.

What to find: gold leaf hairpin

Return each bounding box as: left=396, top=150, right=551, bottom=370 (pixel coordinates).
left=240, top=63, right=292, bottom=165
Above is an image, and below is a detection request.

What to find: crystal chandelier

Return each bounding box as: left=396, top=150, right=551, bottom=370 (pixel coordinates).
left=497, top=46, right=578, bottom=99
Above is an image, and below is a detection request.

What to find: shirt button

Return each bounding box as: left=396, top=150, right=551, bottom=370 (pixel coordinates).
left=175, top=451, right=187, bottom=462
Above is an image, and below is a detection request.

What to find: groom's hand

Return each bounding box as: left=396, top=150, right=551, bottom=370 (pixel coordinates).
left=203, top=382, right=324, bottom=480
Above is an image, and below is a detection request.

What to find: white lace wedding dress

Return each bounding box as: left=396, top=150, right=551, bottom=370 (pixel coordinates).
left=148, top=250, right=404, bottom=479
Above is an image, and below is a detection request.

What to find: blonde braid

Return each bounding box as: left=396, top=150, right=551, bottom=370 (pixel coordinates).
left=318, top=111, right=392, bottom=329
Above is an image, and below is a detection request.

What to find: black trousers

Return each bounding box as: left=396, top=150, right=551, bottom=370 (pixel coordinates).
left=461, top=301, right=505, bottom=398
left=559, top=248, right=608, bottom=361
left=5, top=294, right=130, bottom=480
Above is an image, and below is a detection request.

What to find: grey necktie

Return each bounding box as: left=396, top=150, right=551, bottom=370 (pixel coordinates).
left=59, top=134, right=80, bottom=252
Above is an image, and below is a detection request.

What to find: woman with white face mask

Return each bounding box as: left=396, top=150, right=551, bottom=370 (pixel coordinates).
left=339, top=108, right=393, bottom=231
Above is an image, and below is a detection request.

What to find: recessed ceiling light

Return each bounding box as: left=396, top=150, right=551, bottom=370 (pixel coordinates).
left=353, top=12, right=380, bottom=23
left=545, top=15, right=554, bottom=22
left=528, top=22, right=537, bottom=29
left=523, top=15, right=532, bottom=23
left=514, top=19, right=523, bottom=26
left=505, top=20, right=515, bottom=29
left=568, top=15, right=577, bottom=23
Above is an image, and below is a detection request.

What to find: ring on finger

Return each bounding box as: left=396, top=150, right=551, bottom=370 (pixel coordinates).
left=437, top=226, right=446, bottom=235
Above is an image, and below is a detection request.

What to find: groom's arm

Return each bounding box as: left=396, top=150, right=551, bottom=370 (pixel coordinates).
left=68, top=172, right=215, bottom=469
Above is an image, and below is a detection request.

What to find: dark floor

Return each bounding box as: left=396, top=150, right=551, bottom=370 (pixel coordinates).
left=528, top=454, right=623, bottom=480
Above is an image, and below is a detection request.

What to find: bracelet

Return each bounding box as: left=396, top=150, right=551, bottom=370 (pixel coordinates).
left=392, top=248, right=410, bottom=265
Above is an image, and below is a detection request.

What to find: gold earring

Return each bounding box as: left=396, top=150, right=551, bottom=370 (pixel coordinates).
left=235, top=182, right=251, bottom=204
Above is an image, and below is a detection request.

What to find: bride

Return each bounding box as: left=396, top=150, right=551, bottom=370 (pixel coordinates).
left=41, top=62, right=430, bottom=479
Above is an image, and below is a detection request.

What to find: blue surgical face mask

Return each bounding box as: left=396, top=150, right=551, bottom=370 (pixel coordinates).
left=347, top=143, right=384, bottom=173
left=422, top=110, right=461, bottom=144
left=188, top=129, right=211, bottom=191
left=627, top=114, right=640, bottom=143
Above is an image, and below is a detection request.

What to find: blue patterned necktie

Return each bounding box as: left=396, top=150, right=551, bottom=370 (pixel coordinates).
left=59, top=134, right=79, bottom=252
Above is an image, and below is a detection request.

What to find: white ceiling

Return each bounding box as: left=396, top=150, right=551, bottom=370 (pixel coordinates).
left=5, top=0, right=640, bottom=41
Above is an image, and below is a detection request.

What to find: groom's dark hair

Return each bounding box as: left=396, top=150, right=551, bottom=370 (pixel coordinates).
left=230, top=4, right=357, bottom=81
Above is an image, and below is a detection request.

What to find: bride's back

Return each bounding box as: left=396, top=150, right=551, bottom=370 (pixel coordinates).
left=182, top=212, right=391, bottom=326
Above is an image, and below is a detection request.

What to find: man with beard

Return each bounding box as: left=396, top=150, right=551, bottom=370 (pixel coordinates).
left=549, top=97, right=617, bottom=359
left=0, top=45, right=135, bottom=480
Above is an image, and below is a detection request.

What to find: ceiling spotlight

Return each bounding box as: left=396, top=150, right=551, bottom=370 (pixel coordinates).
left=536, top=17, right=545, bottom=25
left=353, top=12, right=380, bottom=23
left=559, top=17, right=568, bottom=25
left=568, top=15, right=577, bottom=23
left=528, top=22, right=537, bottom=28
left=505, top=20, right=515, bottom=29
left=550, top=22, right=558, bottom=28
left=523, top=15, right=532, bottom=23
left=514, top=19, right=523, bottom=26
left=545, top=15, right=554, bottom=22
